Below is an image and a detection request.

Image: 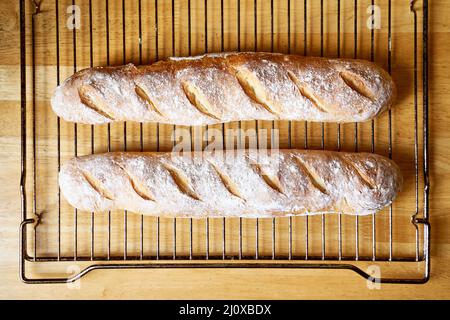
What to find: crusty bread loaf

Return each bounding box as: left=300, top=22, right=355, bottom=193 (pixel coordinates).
left=51, top=52, right=396, bottom=125
left=59, top=150, right=402, bottom=217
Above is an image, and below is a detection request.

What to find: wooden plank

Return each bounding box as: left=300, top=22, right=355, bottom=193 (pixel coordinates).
left=0, top=0, right=449, bottom=299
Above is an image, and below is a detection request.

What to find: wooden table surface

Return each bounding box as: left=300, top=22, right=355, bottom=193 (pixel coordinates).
left=1, top=0, right=450, bottom=299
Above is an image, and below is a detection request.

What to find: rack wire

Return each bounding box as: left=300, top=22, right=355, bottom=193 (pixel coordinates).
left=20, top=0, right=430, bottom=284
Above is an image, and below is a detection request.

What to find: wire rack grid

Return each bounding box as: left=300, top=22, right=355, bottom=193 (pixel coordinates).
left=20, top=0, right=430, bottom=284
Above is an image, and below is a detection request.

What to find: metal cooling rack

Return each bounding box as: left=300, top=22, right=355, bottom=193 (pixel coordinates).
left=20, top=0, right=430, bottom=284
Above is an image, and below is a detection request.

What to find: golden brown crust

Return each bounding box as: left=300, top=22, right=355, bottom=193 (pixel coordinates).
left=59, top=150, right=403, bottom=217
left=51, top=52, right=396, bottom=125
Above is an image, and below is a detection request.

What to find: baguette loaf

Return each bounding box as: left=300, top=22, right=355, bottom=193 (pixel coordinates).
left=51, top=52, right=396, bottom=125
left=59, top=150, right=402, bottom=217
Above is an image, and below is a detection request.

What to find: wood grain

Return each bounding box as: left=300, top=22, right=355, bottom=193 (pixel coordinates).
left=0, top=0, right=449, bottom=299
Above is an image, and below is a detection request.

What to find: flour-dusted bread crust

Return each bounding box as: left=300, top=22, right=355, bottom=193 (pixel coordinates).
left=59, top=150, right=402, bottom=217
left=51, top=52, right=396, bottom=125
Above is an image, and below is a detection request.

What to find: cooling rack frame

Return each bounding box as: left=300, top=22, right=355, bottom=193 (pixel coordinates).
left=19, top=0, right=430, bottom=284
